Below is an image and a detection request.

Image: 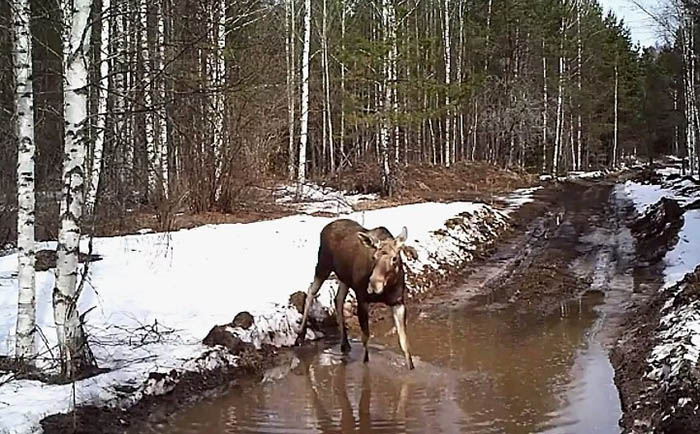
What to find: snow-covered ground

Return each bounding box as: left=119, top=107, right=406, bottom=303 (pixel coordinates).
left=621, top=166, right=700, bottom=288
left=273, top=182, right=378, bottom=214
left=0, top=185, right=539, bottom=434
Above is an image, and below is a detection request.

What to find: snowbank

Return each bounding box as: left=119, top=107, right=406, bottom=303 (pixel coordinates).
left=0, top=186, right=536, bottom=434
left=622, top=168, right=700, bottom=288
left=639, top=268, right=700, bottom=432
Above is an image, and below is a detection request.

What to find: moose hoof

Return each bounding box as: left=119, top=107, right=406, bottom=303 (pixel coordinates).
left=340, top=341, right=351, bottom=354
left=294, top=333, right=306, bottom=347
left=407, top=358, right=415, bottom=370
left=363, top=352, right=369, bottom=363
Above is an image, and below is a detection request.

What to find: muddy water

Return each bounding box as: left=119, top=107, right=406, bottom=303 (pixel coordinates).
left=150, top=183, right=631, bottom=434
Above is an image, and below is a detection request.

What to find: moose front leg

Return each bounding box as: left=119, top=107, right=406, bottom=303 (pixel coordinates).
left=335, top=282, right=350, bottom=353
left=295, top=275, right=326, bottom=346
left=358, top=301, right=370, bottom=363
left=392, top=304, right=414, bottom=370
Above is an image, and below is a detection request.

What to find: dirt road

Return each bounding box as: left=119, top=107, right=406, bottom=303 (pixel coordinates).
left=136, top=178, right=652, bottom=434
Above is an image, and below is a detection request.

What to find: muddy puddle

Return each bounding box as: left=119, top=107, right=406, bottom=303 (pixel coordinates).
left=144, top=183, right=632, bottom=434
left=147, top=292, right=620, bottom=434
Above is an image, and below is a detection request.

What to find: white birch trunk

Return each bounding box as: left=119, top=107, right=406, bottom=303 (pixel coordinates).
left=11, top=0, right=37, bottom=362
left=576, top=0, right=582, bottom=171
left=613, top=60, right=618, bottom=168
left=340, top=4, right=347, bottom=167
left=689, top=14, right=699, bottom=176
left=297, top=0, right=311, bottom=194
left=443, top=0, right=451, bottom=167
left=55, top=0, right=94, bottom=378
left=157, top=0, right=169, bottom=196
left=286, top=0, right=296, bottom=179
left=457, top=0, right=464, bottom=160
left=213, top=0, right=225, bottom=195
left=673, top=88, right=679, bottom=156
left=683, top=17, right=693, bottom=175
left=340, top=4, right=346, bottom=166
left=379, top=0, right=394, bottom=193
left=542, top=39, right=548, bottom=173
left=553, top=19, right=565, bottom=175
left=140, top=0, right=158, bottom=197
left=321, top=0, right=334, bottom=173
left=113, top=0, right=127, bottom=183
left=86, top=0, right=110, bottom=214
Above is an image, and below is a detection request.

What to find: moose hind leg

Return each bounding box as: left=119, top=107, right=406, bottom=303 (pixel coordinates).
left=295, top=274, right=327, bottom=346
left=336, top=282, right=351, bottom=353
left=392, top=304, right=414, bottom=370
left=358, top=301, right=370, bottom=363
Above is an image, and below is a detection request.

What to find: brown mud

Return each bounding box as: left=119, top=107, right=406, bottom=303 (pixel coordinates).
left=611, top=199, right=699, bottom=434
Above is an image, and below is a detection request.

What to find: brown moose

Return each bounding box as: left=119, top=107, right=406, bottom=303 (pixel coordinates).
left=295, top=218, right=416, bottom=370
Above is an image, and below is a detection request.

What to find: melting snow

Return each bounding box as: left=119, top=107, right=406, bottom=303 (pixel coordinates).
left=0, top=185, right=536, bottom=434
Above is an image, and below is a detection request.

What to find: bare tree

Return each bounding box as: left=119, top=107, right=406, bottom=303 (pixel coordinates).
left=297, top=0, right=311, bottom=195
left=54, top=0, right=97, bottom=379
left=86, top=0, right=110, bottom=214
left=11, top=0, right=37, bottom=363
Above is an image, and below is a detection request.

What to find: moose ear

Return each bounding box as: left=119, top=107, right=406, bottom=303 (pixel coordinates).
left=401, top=245, right=419, bottom=261
left=395, top=226, right=408, bottom=245
left=357, top=232, right=379, bottom=249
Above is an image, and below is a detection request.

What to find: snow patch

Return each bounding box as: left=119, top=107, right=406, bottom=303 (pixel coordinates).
left=0, top=188, right=532, bottom=434
left=273, top=182, right=377, bottom=215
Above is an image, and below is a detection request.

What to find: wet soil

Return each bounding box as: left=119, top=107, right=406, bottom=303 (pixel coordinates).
left=133, top=178, right=652, bottom=434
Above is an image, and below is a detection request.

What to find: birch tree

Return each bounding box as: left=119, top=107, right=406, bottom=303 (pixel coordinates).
left=297, top=0, right=311, bottom=195
left=575, top=0, right=582, bottom=171
left=379, top=0, right=395, bottom=194
left=553, top=17, right=565, bottom=175
left=54, top=0, right=96, bottom=379
left=85, top=0, right=110, bottom=214
left=442, top=0, right=452, bottom=167
left=613, top=59, right=618, bottom=168
left=542, top=39, right=548, bottom=173
left=11, top=0, right=37, bottom=363
left=286, top=0, right=296, bottom=180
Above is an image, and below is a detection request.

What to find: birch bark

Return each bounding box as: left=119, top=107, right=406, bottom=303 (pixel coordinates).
left=11, top=0, right=37, bottom=362
left=297, top=0, right=311, bottom=195
left=55, top=0, right=96, bottom=379
left=86, top=0, right=110, bottom=213
left=286, top=0, right=296, bottom=179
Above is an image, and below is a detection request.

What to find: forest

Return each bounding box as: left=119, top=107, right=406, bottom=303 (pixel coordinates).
left=0, top=0, right=697, bottom=379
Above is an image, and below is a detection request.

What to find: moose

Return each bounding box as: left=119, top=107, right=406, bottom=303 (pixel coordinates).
left=295, top=218, right=415, bottom=370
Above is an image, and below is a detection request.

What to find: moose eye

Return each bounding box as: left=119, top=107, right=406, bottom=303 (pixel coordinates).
left=392, top=256, right=399, bottom=265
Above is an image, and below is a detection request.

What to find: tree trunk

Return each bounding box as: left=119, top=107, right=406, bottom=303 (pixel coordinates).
left=553, top=18, right=564, bottom=176
left=297, top=0, right=311, bottom=195
left=141, top=0, right=158, bottom=199
left=442, top=0, right=451, bottom=167
left=55, top=0, right=96, bottom=379
left=613, top=59, right=618, bottom=168
left=157, top=0, right=169, bottom=197
left=542, top=39, right=548, bottom=173
left=286, top=0, right=296, bottom=180
left=12, top=0, right=37, bottom=363
left=86, top=0, right=110, bottom=214
left=379, top=0, right=394, bottom=195
left=321, top=0, right=334, bottom=173
left=576, top=0, right=582, bottom=171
